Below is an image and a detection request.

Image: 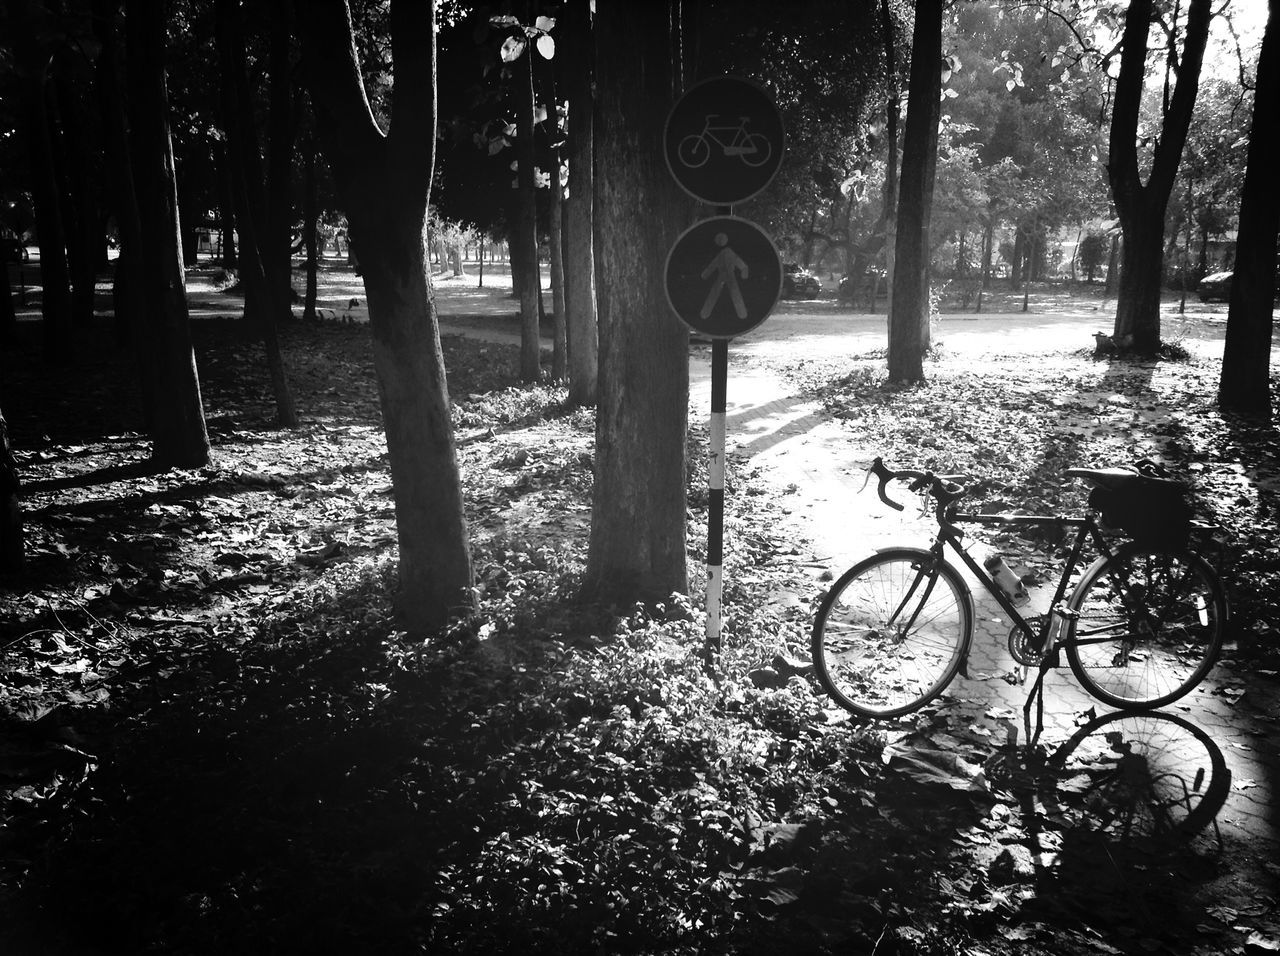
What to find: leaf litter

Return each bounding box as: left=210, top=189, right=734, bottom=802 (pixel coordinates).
left=0, top=316, right=1277, bottom=953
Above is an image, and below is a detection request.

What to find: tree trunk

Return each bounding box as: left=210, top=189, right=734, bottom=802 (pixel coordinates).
left=544, top=64, right=568, bottom=382
left=267, top=0, right=296, bottom=318
left=1108, top=0, right=1211, bottom=353
left=563, top=0, right=598, bottom=407
left=1104, top=232, right=1120, bottom=296
left=297, top=0, right=474, bottom=632
left=1, top=256, right=16, bottom=343
left=93, top=0, right=151, bottom=412
left=1219, top=0, right=1279, bottom=415
left=582, top=0, right=689, bottom=604
left=53, top=57, right=101, bottom=328
left=302, top=137, right=320, bottom=322
left=0, top=405, right=21, bottom=575
left=13, top=0, right=73, bottom=364
left=217, top=142, right=238, bottom=268
left=888, top=0, right=942, bottom=384
left=515, top=48, right=542, bottom=382
left=217, top=0, right=298, bottom=428
left=126, top=0, right=211, bottom=468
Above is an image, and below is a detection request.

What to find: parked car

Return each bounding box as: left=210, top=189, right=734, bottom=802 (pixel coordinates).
left=782, top=263, right=821, bottom=298
left=1197, top=271, right=1232, bottom=303
left=1197, top=270, right=1280, bottom=303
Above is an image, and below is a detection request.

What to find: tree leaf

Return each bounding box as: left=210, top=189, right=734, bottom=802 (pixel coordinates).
left=536, top=34, right=555, bottom=59
left=499, top=35, right=526, bottom=62
left=534, top=15, right=556, bottom=32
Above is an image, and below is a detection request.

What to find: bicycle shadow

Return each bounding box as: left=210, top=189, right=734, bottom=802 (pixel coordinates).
left=986, top=709, right=1230, bottom=943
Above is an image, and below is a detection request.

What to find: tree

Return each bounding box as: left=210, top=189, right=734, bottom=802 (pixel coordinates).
left=582, top=0, right=689, bottom=603
left=10, top=0, right=73, bottom=363
left=1107, top=0, right=1211, bottom=353
left=216, top=0, right=299, bottom=428
left=888, top=0, right=942, bottom=383
left=0, top=403, right=20, bottom=574
left=297, top=0, right=475, bottom=632
left=1219, top=0, right=1279, bottom=416
left=127, top=0, right=211, bottom=468
left=562, top=0, right=597, bottom=407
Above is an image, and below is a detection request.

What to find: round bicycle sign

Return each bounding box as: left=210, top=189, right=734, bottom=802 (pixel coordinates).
left=663, top=76, right=785, bottom=206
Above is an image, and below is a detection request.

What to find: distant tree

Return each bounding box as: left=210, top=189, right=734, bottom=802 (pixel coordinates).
left=1078, top=230, right=1109, bottom=282
left=1219, top=0, right=1278, bottom=416
left=888, top=0, right=942, bottom=383
left=1107, top=0, right=1211, bottom=353
left=582, top=0, right=689, bottom=603
left=0, top=404, right=20, bottom=574
left=297, top=0, right=475, bottom=632
left=126, top=0, right=211, bottom=468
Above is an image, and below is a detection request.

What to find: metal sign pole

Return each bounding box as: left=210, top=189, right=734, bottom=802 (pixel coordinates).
left=707, top=337, right=728, bottom=656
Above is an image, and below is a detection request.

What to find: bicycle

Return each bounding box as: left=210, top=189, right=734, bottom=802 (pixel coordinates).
left=810, top=457, right=1228, bottom=743
left=676, top=114, right=772, bottom=169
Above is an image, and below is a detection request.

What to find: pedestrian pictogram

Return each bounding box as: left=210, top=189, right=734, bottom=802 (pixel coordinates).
left=665, top=216, right=781, bottom=339
left=700, top=232, right=748, bottom=320
left=664, top=76, right=784, bottom=206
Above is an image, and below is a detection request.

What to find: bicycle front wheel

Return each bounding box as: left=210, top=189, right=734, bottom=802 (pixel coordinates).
left=811, top=548, right=971, bottom=718
left=1066, top=545, right=1226, bottom=710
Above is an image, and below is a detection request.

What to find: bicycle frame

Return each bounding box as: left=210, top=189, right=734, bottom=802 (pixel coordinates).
left=927, top=510, right=1120, bottom=744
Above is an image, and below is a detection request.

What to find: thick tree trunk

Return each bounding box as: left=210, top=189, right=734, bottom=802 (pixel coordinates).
left=563, top=0, right=598, bottom=407
left=217, top=0, right=298, bottom=428
left=126, top=0, right=211, bottom=468
left=888, top=0, right=942, bottom=384
left=1108, top=0, right=1211, bottom=353
left=297, top=0, right=474, bottom=632
left=1219, top=0, right=1279, bottom=415
left=583, top=0, right=689, bottom=603
left=515, top=50, right=543, bottom=382
left=0, top=405, right=21, bottom=575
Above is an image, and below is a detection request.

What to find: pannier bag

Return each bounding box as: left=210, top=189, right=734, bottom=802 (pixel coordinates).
left=1084, top=459, right=1193, bottom=550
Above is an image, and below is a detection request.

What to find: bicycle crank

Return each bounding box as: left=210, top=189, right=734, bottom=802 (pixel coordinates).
left=1008, top=616, right=1047, bottom=667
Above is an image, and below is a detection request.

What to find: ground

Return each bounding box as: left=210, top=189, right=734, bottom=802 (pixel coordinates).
left=0, top=257, right=1278, bottom=954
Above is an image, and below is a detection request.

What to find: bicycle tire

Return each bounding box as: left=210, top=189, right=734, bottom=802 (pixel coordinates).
left=1041, top=709, right=1229, bottom=847
left=677, top=133, right=710, bottom=169
left=811, top=548, right=972, bottom=718
left=740, top=132, right=772, bottom=168
left=1065, top=544, right=1225, bottom=710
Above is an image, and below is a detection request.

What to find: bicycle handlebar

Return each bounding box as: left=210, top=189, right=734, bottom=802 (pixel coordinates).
left=867, top=457, right=968, bottom=514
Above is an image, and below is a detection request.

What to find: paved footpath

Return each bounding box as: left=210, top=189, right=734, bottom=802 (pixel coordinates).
left=687, top=315, right=1280, bottom=860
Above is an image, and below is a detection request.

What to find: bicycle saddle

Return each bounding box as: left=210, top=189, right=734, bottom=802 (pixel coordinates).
left=1064, top=467, right=1145, bottom=491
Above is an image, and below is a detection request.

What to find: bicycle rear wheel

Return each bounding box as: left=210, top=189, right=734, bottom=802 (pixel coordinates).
left=1065, top=545, right=1225, bottom=710
left=811, top=548, right=971, bottom=718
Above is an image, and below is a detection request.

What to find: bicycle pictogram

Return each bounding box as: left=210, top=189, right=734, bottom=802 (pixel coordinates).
left=677, top=114, right=772, bottom=170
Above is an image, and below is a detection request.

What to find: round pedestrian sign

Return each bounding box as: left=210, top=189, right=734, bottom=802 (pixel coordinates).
left=664, top=76, right=785, bottom=206
left=665, top=216, right=782, bottom=339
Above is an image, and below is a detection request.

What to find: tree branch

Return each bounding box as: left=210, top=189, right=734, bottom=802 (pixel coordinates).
left=294, top=0, right=386, bottom=195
